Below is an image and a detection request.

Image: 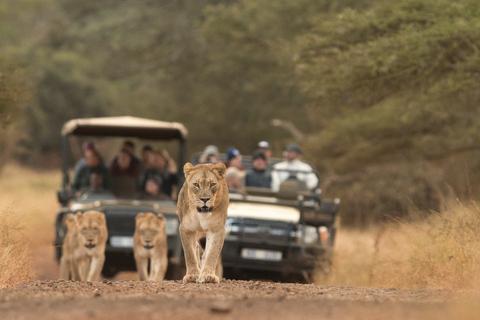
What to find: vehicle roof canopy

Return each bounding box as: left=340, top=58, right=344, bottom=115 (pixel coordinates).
left=61, top=116, right=188, bottom=140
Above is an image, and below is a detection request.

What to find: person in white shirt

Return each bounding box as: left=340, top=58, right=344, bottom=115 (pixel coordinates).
left=271, top=144, right=319, bottom=192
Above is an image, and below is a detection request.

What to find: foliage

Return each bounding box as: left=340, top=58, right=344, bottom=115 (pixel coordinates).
left=295, top=0, right=480, bottom=224
left=0, top=55, right=29, bottom=169
left=298, top=0, right=480, bottom=170
left=6, top=0, right=480, bottom=225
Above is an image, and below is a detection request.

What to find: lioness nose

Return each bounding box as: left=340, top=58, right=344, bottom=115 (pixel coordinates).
left=200, top=197, right=210, bottom=204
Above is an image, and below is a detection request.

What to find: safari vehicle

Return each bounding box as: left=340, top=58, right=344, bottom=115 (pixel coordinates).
left=192, top=154, right=340, bottom=283
left=54, top=116, right=187, bottom=278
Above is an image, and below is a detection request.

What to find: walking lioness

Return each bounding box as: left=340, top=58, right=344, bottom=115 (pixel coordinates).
left=73, top=210, right=108, bottom=282
left=133, top=212, right=168, bottom=281
left=177, top=162, right=228, bottom=284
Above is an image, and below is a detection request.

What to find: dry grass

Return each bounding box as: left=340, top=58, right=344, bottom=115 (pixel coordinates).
left=0, top=163, right=60, bottom=248
left=319, top=201, right=480, bottom=291
left=0, top=163, right=60, bottom=287
left=0, top=208, right=34, bottom=289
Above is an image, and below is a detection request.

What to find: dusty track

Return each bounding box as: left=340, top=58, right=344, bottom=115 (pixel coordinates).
left=0, top=279, right=477, bottom=320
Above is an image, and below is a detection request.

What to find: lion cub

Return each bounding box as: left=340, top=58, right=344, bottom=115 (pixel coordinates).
left=73, top=210, right=108, bottom=282
left=133, top=212, right=168, bottom=281
left=177, top=162, right=229, bottom=284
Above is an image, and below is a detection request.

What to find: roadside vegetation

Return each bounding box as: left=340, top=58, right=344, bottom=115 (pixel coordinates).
left=322, top=201, right=480, bottom=290
left=0, top=208, right=33, bottom=289
left=2, top=0, right=480, bottom=227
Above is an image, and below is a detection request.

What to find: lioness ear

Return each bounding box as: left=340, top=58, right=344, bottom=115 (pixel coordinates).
left=213, top=162, right=226, bottom=177
left=136, top=212, right=146, bottom=220
left=156, top=213, right=165, bottom=221
left=75, top=211, right=83, bottom=223
left=184, top=162, right=194, bottom=176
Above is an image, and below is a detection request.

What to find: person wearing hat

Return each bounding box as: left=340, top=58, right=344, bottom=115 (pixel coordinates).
left=271, top=143, right=318, bottom=192
left=257, top=141, right=272, bottom=164
left=199, top=145, right=220, bottom=164
left=245, top=150, right=272, bottom=189
left=225, top=147, right=244, bottom=171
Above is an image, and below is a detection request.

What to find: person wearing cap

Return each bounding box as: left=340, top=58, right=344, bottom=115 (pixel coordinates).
left=225, top=147, right=244, bottom=171
left=245, top=150, right=272, bottom=189
left=271, top=143, right=318, bottom=192
left=257, top=141, right=272, bottom=164
left=199, top=145, right=220, bottom=164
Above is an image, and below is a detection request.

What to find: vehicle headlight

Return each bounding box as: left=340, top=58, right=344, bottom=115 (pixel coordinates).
left=164, top=218, right=179, bottom=235
left=294, top=225, right=319, bottom=244
left=303, top=225, right=319, bottom=244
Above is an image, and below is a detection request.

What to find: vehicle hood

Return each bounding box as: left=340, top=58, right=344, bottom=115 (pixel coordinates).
left=228, top=202, right=300, bottom=223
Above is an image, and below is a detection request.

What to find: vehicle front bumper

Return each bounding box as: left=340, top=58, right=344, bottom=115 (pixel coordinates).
left=221, top=238, right=331, bottom=276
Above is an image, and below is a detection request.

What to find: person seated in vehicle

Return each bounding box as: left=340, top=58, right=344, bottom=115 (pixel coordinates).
left=271, top=143, right=318, bottom=192
left=110, top=140, right=141, bottom=168
left=257, top=140, right=273, bottom=166
left=225, top=147, right=244, bottom=171
left=199, top=145, right=220, bottom=164
left=136, top=175, right=170, bottom=200
left=226, top=166, right=246, bottom=195
left=138, top=149, right=177, bottom=199
left=245, top=150, right=272, bottom=189
left=72, top=148, right=112, bottom=196
left=109, top=147, right=142, bottom=198
left=78, top=173, right=114, bottom=200
left=73, top=141, right=107, bottom=178
left=141, top=145, right=155, bottom=169
left=109, top=147, right=141, bottom=179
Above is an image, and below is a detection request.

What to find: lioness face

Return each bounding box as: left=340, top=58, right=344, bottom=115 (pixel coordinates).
left=184, top=163, right=226, bottom=215
left=76, top=211, right=107, bottom=249
left=135, top=212, right=166, bottom=249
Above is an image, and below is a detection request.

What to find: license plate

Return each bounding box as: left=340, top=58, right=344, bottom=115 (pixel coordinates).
left=110, top=236, right=134, bottom=248
left=241, top=248, right=282, bottom=261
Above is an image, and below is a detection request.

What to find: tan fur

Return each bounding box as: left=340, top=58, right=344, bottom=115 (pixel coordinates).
left=59, top=214, right=78, bottom=280
left=133, top=212, right=168, bottom=281
left=177, top=162, right=228, bottom=284
left=72, top=211, right=108, bottom=282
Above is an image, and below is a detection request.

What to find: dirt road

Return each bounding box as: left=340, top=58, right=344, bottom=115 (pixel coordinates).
left=1, top=279, right=478, bottom=320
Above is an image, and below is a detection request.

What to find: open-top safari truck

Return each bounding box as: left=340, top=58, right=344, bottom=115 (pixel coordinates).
left=192, top=154, right=340, bottom=283
left=54, top=116, right=187, bottom=278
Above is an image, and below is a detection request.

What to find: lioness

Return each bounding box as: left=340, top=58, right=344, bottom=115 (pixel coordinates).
left=133, top=212, right=168, bottom=281
left=73, top=210, right=108, bottom=282
left=59, top=214, right=77, bottom=280
left=177, top=162, right=228, bottom=284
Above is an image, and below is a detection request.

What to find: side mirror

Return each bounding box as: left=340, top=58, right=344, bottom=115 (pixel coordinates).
left=57, top=189, right=71, bottom=206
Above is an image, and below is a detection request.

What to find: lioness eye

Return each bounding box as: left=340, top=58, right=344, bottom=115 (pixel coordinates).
left=210, top=183, right=216, bottom=188
left=193, top=183, right=200, bottom=188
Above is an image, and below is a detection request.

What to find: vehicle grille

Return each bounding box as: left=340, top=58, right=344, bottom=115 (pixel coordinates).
left=103, top=207, right=152, bottom=235
left=226, top=218, right=294, bottom=242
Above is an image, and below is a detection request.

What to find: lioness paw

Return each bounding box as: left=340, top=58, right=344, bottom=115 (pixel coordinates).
left=183, top=274, right=198, bottom=284
left=199, top=273, right=219, bottom=284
